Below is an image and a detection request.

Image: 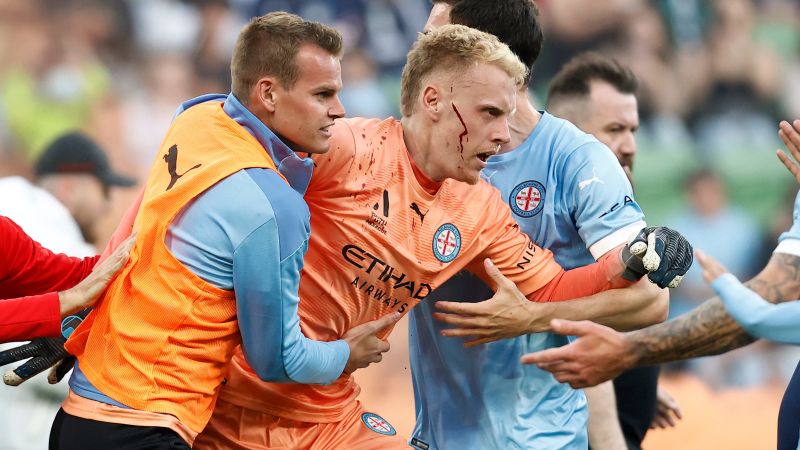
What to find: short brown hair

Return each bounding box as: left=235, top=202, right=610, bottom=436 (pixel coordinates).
left=400, top=24, right=527, bottom=116
left=547, top=52, right=638, bottom=108
left=230, top=12, right=343, bottom=101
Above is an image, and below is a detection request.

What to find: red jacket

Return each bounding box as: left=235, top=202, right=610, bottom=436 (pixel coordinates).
left=0, top=216, right=98, bottom=341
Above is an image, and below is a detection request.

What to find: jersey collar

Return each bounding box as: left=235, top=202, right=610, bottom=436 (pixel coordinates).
left=173, top=93, right=314, bottom=195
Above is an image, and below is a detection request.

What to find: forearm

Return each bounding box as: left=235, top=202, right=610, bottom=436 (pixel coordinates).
left=586, top=382, right=627, bottom=450
left=0, top=293, right=61, bottom=342
left=235, top=224, right=349, bottom=384
left=530, top=248, right=633, bottom=302
left=626, top=253, right=800, bottom=366
left=526, top=279, right=667, bottom=333
left=714, top=273, right=800, bottom=344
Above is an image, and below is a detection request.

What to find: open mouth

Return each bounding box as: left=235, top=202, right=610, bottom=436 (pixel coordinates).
left=477, top=152, right=494, bottom=162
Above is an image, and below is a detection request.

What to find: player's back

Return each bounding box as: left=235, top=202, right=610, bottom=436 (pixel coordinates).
left=409, top=112, right=645, bottom=449
left=219, top=117, right=561, bottom=424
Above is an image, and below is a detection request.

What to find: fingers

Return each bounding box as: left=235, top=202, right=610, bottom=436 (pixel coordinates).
left=642, top=231, right=661, bottom=272
left=366, top=312, right=401, bottom=334
left=3, top=369, right=24, bottom=386
left=11, top=354, right=57, bottom=381
left=629, top=240, right=647, bottom=256
left=483, top=258, right=513, bottom=291
left=520, top=346, right=571, bottom=365
left=434, top=301, right=484, bottom=316
left=650, top=415, right=670, bottom=429
left=96, top=234, right=136, bottom=276
left=113, top=233, right=137, bottom=258
left=777, top=150, right=800, bottom=183
left=433, top=311, right=486, bottom=329
left=0, top=341, right=40, bottom=366
left=549, top=319, right=595, bottom=338
left=666, top=275, right=683, bottom=289
left=108, top=234, right=136, bottom=268
left=695, top=249, right=728, bottom=285
left=441, top=327, right=488, bottom=338
left=48, top=356, right=75, bottom=384
left=779, top=120, right=800, bottom=156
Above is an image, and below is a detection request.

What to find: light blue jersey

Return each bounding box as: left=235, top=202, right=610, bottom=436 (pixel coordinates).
left=409, top=112, right=645, bottom=450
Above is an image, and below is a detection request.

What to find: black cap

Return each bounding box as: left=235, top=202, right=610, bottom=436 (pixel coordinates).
left=35, top=131, right=136, bottom=187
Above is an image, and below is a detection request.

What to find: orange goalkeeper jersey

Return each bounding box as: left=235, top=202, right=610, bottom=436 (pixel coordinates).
left=219, top=117, right=563, bottom=422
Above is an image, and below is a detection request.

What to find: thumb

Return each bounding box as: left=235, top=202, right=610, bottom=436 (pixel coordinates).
left=368, top=312, right=402, bottom=334
left=549, top=319, right=593, bottom=337
left=484, top=258, right=512, bottom=291
left=694, top=249, right=709, bottom=270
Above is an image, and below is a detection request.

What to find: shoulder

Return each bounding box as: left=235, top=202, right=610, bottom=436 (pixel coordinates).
left=536, top=113, right=616, bottom=163
left=330, top=117, right=398, bottom=149
left=230, top=168, right=309, bottom=223
left=195, top=169, right=310, bottom=249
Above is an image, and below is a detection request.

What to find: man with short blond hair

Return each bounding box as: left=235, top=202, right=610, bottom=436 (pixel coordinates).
left=409, top=2, right=671, bottom=450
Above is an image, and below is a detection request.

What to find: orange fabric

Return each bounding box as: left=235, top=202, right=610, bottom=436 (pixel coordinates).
left=62, top=390, right=197, bottom=446
left=195, top=397, right=411, bottom=450
left=64, top=101, right=280, bottom=433
left=529, top=246, right=632, bottom=302
left=214, top=117, right=563, bottom=425
left=95, top=187, right=144, bottom=263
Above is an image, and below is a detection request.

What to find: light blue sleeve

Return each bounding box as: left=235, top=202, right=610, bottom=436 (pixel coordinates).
left=563, top=142, right=645, bottom=252
left=233, top=169, right=349, bottom=384
left=168, top=169, right=349, bottom=384
left=713, top=273, right=800, bottom=345
left=778, top=191, right=800, bottom=245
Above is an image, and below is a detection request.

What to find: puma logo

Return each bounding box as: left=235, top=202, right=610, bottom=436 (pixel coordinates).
left=578, top=168, right=604, bottom=190
left=410, top=202, right=427, bottom=223
left=164, top=144, right=201, bottom=190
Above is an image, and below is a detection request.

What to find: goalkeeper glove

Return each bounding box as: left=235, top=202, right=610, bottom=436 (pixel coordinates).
left=0, top=309, right=88, bottom=386
left=621, top=226, right=693, bottom=289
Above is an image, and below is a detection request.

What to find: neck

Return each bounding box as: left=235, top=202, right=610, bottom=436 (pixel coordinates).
left=501, top=88, right=541, bottom=154
left=400, top=115, right=443, bottom=182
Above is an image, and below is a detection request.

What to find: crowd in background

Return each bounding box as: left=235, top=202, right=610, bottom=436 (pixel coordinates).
left=0, top=0, right=799, bottom=447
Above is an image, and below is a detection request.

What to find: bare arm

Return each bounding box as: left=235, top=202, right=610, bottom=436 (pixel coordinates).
left=586, top=382, right=627, bottom=450
left=629, top=252, right=800, bottom=366
left=434, top=258, right=668, bottom=347
left=521, top=252, right=800, bottom=388
left=537, top=278, right=667, bottom=332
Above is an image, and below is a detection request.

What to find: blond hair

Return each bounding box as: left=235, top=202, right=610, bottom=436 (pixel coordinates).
left=230, top=12, right=343, bottom=101
left=400, top=24, right=527, bottom=116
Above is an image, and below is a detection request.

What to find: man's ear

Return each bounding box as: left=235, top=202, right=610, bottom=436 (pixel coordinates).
left=254, top=76, right=279, bottom=113
left=421, top=85, right=442, bottom=122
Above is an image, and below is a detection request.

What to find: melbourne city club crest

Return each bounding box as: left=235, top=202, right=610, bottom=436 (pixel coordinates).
left=433, top=223, right=461, bottom=263
left=509, top=180, right=545, bottom=218
left=361, top=412, right=397, bottom=436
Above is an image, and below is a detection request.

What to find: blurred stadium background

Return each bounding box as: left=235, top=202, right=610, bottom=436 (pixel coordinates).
left=0, top=0, right=798, bottom=448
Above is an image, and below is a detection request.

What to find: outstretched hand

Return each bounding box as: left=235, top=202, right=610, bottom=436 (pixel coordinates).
left=651, top=386, right=683, bottom=429
left=695, top=249, right=729, bottom=286
left=434, top=258, right=544, bottom=347
left=519, top=319, right=636, bottom=388
left=59, top=233, right=136, bottom=316
left=1, top=233, right=137, bottom=387
left=777, top=119, right=800, bottom=184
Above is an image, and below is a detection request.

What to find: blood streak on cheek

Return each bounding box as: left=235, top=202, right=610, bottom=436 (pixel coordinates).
left=451, top=102, right=468, bottom=157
